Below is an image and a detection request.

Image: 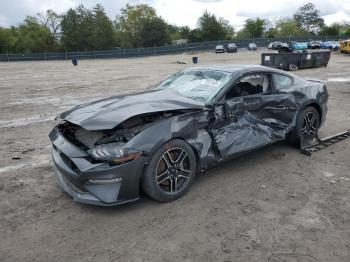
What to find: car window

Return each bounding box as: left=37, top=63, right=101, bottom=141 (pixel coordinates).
left=273, top=74, right=293, bottom=90
left=156, top=70, right=232, bottom=103
left=225, top=74, right=270, bottom=100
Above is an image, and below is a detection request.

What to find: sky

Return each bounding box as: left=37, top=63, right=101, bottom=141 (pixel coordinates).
left=0, top=0, right=349, bottom=29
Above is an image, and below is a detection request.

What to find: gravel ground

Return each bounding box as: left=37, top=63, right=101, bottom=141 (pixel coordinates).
left=0, top=49, right=350, bottom=262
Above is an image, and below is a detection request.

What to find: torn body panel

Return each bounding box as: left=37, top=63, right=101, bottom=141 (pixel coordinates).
left=212, top=94, right=297, bottom=157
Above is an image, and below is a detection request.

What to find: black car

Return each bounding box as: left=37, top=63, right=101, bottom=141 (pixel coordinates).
left=215, top=45, right=225, bottom=53
left=50, top=65, right=328, bottom=206
left=270, top=42, right=290, bottom=50
left=271, top=42, right=283, bottom=50
left=277, top=43, right=294, bottom=53
left=226, top=43, right=238, bottom=53
left=308, top=41, right=321, bottom=49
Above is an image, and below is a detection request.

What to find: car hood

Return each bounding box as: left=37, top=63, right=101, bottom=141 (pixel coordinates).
left=58, top=89, right=204, bottom=130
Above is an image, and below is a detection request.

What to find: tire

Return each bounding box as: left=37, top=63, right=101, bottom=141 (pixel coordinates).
left=287, top=106, right=320, bottom=146
left=141, top=139, right=197, bottom=202
left=289, top=64, right=299, bottom=71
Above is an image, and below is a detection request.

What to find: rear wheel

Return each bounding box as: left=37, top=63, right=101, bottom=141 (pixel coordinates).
left=289, top=64, right=299, bottom=71
left=287, top=106, right=320, bottom=146
left=141, top=139, right=196, bottom=202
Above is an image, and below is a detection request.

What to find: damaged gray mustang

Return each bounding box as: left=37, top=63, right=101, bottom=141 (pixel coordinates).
left=49, top=64, right=328, bottom=206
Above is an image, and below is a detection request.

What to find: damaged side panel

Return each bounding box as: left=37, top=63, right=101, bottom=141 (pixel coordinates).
left=211, top=93, right=298, bottom=158
left=124, top=110, right=218, bottom=171
left=124, top=93, right=299, bottom=170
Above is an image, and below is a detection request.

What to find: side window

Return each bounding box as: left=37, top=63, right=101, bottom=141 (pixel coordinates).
left=273, top=74, right=292, bottom=90
left=226, top=74, right=270, bottom=100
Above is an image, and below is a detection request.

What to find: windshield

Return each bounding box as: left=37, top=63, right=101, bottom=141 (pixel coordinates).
left=156, top=70, right=232, bottom=103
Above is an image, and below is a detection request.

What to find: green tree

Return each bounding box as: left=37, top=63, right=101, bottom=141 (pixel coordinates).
left=198, top=11, right=234, bottom=41
left=320, top=22, right=350, bottom=37
left=264, top=20, right=277, bottom=38
left=115, top=4, right=170, bottom=48
left=236, top=29, right=251, bottom=39
left=61, top=5, right=114, bottom=51
left=179, top=26, right=191, bottom=40
left=140, top=17, right=170, bottom=47
left=15, top=16, right=51, bottom=52
left=167, top=25, right=191, bottom=41
left=92, top=4, right=115, bottom=50
left=0, top=27, right=18, bottom=53
left=293, top=3, right=324, bottom=34
left=275, top=18, right=305, bottom=37
left=241, top=18, right=266, bottom=38
left=265, top=27, right=278, bottom=38
left=344, top=26, right=350, bottom=37
left=36, top=9, right=62, bottom=50
left=189, top=29, right=203, bottom=42
left=167, top=24, right=180, bottom=41
left=319, top=23, right=341, bottom=36
left=61, top=5, right=94, bottom=51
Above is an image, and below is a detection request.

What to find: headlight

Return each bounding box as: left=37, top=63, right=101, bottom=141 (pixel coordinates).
left=88, top=143, right=142, bottom=164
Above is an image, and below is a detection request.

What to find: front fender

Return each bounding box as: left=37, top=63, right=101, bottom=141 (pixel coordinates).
left=124, top=111, right=217, bottom=170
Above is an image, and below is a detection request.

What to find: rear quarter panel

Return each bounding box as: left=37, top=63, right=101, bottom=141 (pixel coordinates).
left=289, top=79, right=328, bottom=125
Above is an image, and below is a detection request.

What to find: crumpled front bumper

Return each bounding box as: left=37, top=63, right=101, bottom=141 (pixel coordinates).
left=49, top=127, right=148, bottom=206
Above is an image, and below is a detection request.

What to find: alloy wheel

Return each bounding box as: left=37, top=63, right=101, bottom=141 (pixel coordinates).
left=156, top=147, right=191, bottom=194
left=300, top=111, right=319, bottom=136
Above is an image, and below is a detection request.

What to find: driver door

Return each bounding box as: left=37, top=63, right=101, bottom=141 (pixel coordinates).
left=211, top=72, right=297, bottom=159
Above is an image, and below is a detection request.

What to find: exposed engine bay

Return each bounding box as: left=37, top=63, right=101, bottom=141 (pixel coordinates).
left=57, top=110, right=188, bottom=151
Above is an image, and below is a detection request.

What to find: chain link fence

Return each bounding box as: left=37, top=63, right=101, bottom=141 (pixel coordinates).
left=0, top=35, right=340, bottom=62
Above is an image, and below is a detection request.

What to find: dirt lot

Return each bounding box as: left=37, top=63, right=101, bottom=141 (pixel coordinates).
left=0, top=50, right=350, bottom=262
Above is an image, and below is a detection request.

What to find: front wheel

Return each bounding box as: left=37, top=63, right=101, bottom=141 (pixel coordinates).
left=141, top=139, right=197, bottom=202
left=287, top=106, right=320, bottom=146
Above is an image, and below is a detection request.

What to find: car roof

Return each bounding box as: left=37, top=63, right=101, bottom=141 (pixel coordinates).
left=186, top=64, right=287, bottom=74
